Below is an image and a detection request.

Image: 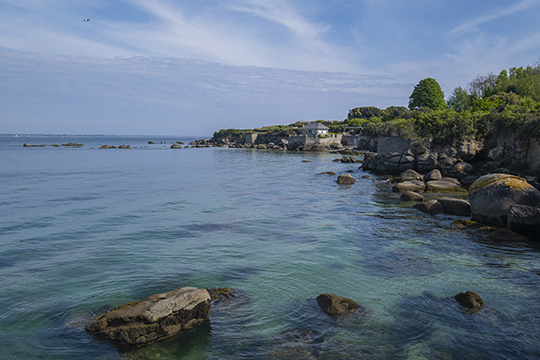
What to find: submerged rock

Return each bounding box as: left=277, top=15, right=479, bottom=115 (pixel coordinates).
left=400, top=191, right=424, bottom=202
left=316, top=293, right=361, bottom=316
left=478, top=227, right=527, bottom=241
left=454, top=291, right=484, bottom=313
left=316, top=171, right=337, bottom=176
left=86, top=287, right=211, bottom=345
left=451, top=219, right=484, bottom=229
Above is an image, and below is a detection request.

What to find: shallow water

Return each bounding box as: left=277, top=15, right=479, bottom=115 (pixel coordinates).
left=1, top=135, right=540, bottom=359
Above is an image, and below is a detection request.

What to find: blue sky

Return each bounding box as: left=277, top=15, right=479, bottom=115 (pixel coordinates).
left=1, top=0, right=540, bottom=136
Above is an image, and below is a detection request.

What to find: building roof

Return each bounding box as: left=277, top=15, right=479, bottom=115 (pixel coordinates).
left=301, top=122, right=330, bottom=130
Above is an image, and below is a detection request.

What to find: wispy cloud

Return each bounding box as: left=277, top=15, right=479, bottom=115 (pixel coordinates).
left=0, top=0, right=361, bottom=72
left=449, top=0, right=540, bottom=37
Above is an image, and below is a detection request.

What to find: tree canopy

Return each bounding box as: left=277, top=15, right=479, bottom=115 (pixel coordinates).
left=408, top=78, right=446, bottom=110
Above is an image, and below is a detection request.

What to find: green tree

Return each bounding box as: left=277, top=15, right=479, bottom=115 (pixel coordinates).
left=348, top=106, right=384, bottom=119
left=408, top=78, right=446, bottom=110
left=447, top=86, right=471, bottom=112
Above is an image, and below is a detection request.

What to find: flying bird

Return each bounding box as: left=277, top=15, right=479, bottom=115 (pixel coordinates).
left=83, top=19, right=90, bottom=21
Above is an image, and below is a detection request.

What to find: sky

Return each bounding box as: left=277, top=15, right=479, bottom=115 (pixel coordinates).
left=1, top=0, right=540, bottom=136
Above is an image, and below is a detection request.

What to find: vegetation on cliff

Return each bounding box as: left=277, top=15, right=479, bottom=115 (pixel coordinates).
left=213, top=60, right=540, bottom=144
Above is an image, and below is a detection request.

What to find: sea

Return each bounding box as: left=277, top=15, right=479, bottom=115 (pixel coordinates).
left=1, top=134, right=540, bottom=360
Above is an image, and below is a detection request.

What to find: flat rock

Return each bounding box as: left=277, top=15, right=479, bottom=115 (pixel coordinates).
left=86, top=287, right=211, bottom=345
left=425, top=180, right=466, bottom=193
left=413, top=200, right=444, bottom=214
left=316, top=171, right=336, bottom=176
left=393, top=180, right=425, bottom=193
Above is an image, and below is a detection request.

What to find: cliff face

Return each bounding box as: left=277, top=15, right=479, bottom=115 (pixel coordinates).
left=362, top=135, right=540, bottom=177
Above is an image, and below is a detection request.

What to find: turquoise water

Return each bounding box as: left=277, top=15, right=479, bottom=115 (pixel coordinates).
left=1, top=135, right=540, bottom=359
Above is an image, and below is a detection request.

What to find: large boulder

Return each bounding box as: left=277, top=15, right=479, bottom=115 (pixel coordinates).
left=469, top=174, right=540, bottom=226
left=438, top=198, right=471, bottom=216
left=86, top=287, right=211, bottom=345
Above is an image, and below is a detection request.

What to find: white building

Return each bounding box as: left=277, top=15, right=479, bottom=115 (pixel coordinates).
left=301, top=122, right=330, bottom=136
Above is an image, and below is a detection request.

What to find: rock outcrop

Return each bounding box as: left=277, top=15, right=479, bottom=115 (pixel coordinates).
left=362, top=137, right=483, bottom=174
left=86, top=287, right=211, bottom=345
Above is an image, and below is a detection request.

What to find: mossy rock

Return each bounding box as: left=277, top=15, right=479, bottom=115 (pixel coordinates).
left=451, top=219, right=484, bottom=229
left=469, top=174, right=540, bottom=226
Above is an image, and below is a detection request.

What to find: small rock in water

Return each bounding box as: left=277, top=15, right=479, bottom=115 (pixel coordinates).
left=316, top=293, right=360, bottom=316
left=454, top=290, right=484, bottom=312
left=316, top=171, right=336, bottom=176
left=337, top=174, right=356, bottom=185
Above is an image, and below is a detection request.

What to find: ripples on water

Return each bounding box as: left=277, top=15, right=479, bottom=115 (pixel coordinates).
left=1, top=135, right=540, bottom=359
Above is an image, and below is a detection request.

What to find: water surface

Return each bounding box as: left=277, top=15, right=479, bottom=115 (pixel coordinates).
left=1, top=135, right=539, bottom=359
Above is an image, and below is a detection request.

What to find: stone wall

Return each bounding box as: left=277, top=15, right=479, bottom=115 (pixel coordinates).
left=288, top=134, right=343, bottom=147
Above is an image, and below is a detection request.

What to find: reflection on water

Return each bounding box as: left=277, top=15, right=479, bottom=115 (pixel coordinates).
left=1, top=136, right=540, bottom=359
